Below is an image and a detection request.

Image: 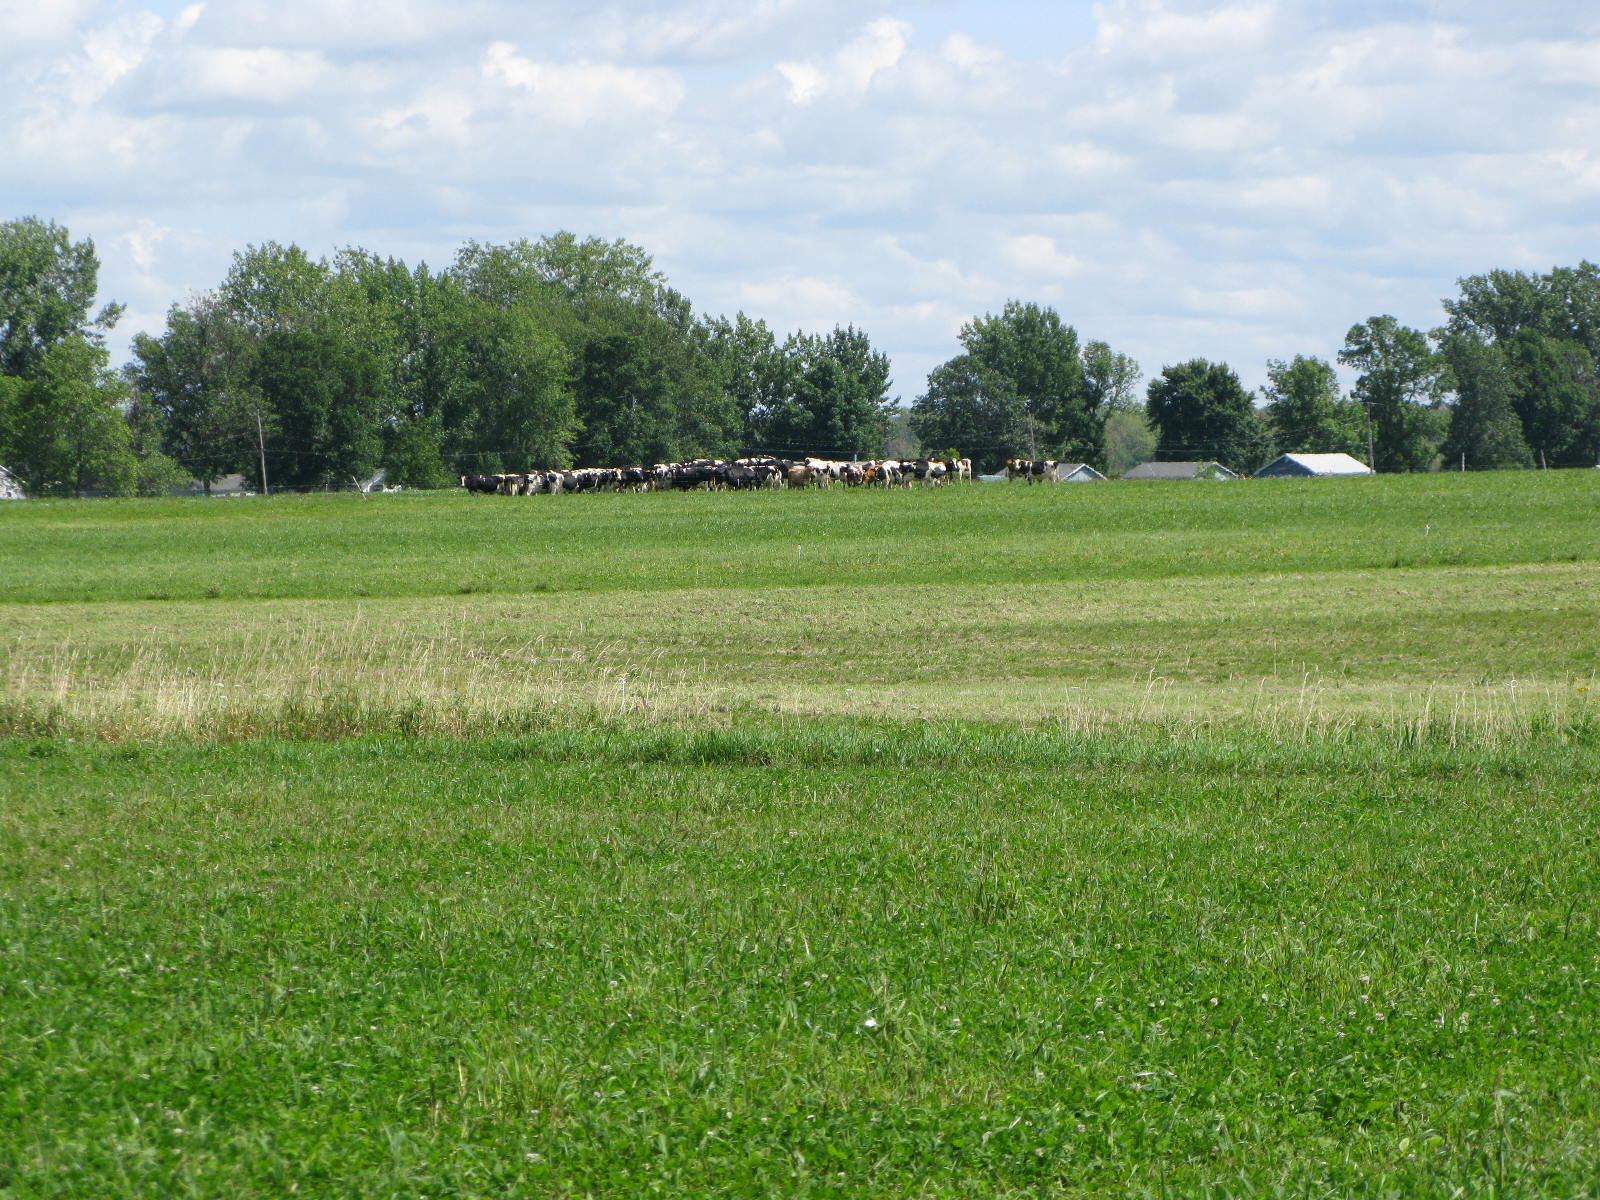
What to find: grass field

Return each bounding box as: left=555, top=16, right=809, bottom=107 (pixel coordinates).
left=2, top=472, right=1598, bottom=1196
left=3, top=471, right=1598, bottom=736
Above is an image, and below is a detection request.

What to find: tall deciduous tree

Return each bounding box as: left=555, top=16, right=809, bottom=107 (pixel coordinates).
left=1262, top=355, right=1364, bottom=456
left=699, top=312, right=795, bottom=449
left=1439, top=263, right=1600, bottom=466
left=762, top=326, right=893, bottom=459
left=0, top=217, right=123, bottom=379
left=960, top=301, right=1097, bottom=460
left=0, top=218, right=138, bottom=496
left=910, top=355, right=1019, bottom=474
left=217, top=244, right=404, bottom=487
left=1438, top=332, right=1532, bottom=470
left=1503, top=331, right=1600, bottom=467
left=133, top=293, right=270, bottom=491
left=1338, top=316, right=1445, bottom=472
left=1144, top=359, right=1268, bottom=473
left=1102, top=409, right=1157, bottom=477
left=1080, top=340, right=1142, bottom=415
left=3, top=336, right=136, bottom=495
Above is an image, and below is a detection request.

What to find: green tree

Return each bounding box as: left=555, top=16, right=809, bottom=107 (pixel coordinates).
left=1080, top=340, right=1142, bottom=415
left=1441, top=268, right=1556, bottom=346
left=433, top=292, right=576, bottom=472
left=568, top=290, right=739, bottom=466
left=3, top=336, right=136, bottom=496
left=1503, top=331, right=1600, bottom=468
left=453, top=233, right=664, bottom=310
left=122, top=380, right=189, bottom=496
left=762, top=326, right=893, bottom=459
left=698, top=312, right=795, bottom=450
left=1263, top=355, right=1364, bottom=456
left=132, top=293, right=270, bottom=491
left=1338, top=316, right=1444, bottom=472
left=1439, top=332, right=1532, bottom=470
left=446, top=237, right=739, bottom=468
left=218, top=245, right=403, bottom=488
left=960, top=301, right=1097, bottom=461
left=1439, top=263, right=1600, bottom=465
left=0, top=217, right=122, bottom=379
left=910, top=355, right=1019, bottom=474
left=1144, top=359, right=1269, bottom=473
left=1103, top=409, right=1157, bottom=477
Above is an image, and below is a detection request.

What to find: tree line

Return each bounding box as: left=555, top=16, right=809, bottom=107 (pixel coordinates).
left=3, top=214, right=1598, bottom=496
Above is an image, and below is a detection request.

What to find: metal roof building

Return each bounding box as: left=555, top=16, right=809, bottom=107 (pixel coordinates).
left=1055, top=463, right=1107, bottom=482
left=1122, top=461, right=1239, bottom=481
left=1253, top=452, right=1374, bottom=478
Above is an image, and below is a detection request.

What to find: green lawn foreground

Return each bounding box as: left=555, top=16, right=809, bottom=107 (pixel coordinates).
left=1, top=728, right=1598, bottom=1197
left=2, top=471, right=1599, bottom=1196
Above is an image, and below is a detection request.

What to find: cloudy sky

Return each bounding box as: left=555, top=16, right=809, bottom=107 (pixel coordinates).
left=5, top=0, right=1599, bottom=398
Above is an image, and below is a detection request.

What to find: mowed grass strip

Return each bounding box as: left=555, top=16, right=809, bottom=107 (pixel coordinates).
left=5, top=562, right=1596, bottom=735
left=2, top=470, right=1596, bottom=605
left=2, top=727, right=1598, bottom=1197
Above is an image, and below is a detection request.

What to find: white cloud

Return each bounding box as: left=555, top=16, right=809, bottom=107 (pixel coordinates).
left=483, top=41, right=685, bottom=123
left=173, top=46, right=334, bottom=104
left=777, top=17, right=907, bottom=105
left=40, top=10, right=165, bottom=106
left=0, top=0, right=100, bottom=55
left=1238, top=175, right=1333, bottom=211
left=1093, top=0, right=1277, bottom=60
left=1183, top=284, right=1298, bottom=317
left=1001, top=235, right=1084, bottom=278
left=736, top=274, right=861, bottom=331
left=116, top=218, right=170, bottom=274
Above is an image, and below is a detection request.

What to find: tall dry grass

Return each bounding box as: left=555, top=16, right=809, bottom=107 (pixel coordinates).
left=4, top=618, right=1594, bottom=746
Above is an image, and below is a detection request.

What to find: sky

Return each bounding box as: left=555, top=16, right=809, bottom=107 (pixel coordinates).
left=4, top=0, right=1599, bottom=401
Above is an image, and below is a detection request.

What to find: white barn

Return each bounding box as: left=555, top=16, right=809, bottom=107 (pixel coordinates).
left=1254, top=453, right=1374, bottom=478
left=1054, top=463, right=1107, bottom=482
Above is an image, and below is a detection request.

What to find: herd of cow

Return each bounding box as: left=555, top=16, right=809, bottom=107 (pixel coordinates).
left=460, top=456, right=1065, bottom=495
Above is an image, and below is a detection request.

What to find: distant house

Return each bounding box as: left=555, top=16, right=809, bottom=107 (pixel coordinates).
left=1054, top=463, right=1107, bottom=482
left=0, top=466, right=24, bottom=500
left=1254, top=452, right=1374, bottom=479
left=188, top=473, right=251, bottom=495
left=1122, top=461, right=1239, bottom=481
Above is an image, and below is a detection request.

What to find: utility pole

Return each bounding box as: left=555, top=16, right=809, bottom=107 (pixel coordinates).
left=256, top=409, right=270, bottom=496
left=1364, top=404, right=1375, bottom=471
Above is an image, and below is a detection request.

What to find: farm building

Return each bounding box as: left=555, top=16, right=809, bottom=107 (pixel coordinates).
left=978, top=463, right=1107, bottom=482
left=1254, top=452, right=1374, bottom=478
left=187, top=473, right=252, bottom=495
left=1055, top=463, right=1107, bottom=482
left=1122, top=461, right=1239, bottom=481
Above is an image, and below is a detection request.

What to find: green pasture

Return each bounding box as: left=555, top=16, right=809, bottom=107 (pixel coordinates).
left=3, top=728, right=1598, bottom=1197
left=2, top=470, right=1595, bottom=606
left=2, top=471, right=1599, bottom=1196
left=2, top=471, right=1598, bottom=735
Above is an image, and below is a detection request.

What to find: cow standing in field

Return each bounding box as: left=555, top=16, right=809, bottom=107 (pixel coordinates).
left=1006, top=459, right=1059, bottom=483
